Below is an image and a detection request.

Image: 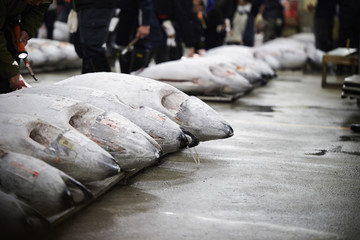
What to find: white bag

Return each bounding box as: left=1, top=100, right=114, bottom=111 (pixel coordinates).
left=67, top=9, right=78, bottom=33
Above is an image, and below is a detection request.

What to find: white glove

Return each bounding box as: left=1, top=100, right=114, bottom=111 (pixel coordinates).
left=166, top=37, right=177, bottom=47
left=67, top=9, right=78, bottom=33
left=162, top=20, right=175, bottom=36
left=225, top=18, right=231, bottom=32
left=183, top=47, right=195, bottom=57
left=162, top=20, right=177, bottom=46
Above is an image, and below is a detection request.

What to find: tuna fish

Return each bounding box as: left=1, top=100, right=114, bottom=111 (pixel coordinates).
left=254, top=38, right=308, bottom=69
left=26, top=38, right=80, bottom=72
left=203, top=49, right=276, bottom=80
left=0, top=149, right=93, bottom=217
left=57, top=72, right=234, bottom=141
left=20, top=85, right=196, bottom=153
left=0, top=113, right=120, bottom=183
left=0, top=189, right=51, bottom=240
left=0, top=93, right=161, bottom=172
left=137, top=57, right=252, bottom=96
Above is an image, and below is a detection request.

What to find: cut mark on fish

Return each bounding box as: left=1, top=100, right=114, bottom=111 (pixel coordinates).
left=149, top=134, right=165, bottom=142
left=10, top=161, right=40, bottom=178
left=91, top=138, right=126, bottom=153
left=99, top=117, right=121, bottom=132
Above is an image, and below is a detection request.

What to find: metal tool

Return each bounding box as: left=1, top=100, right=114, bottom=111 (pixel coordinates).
left=121, top=36, right=139, bottom=55
left=14, top=23, right=38, bottom=81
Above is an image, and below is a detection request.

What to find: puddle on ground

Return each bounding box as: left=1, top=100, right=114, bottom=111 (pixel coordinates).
left=339, top=135, right=360, bottom=142
left=305, top=146, right=360, bottom=157
left=305, top=149, right=327, bottom=156
left=275, top=77, right=302, bottom=82
left=231, top=104, right=275, bottom=112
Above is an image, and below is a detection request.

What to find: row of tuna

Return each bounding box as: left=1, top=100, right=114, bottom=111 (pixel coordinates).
left=26, top=32, right=323, bottom=98
left=136, top=33, right=324, bottom=98
left=0, top=72, right=233, bottom=238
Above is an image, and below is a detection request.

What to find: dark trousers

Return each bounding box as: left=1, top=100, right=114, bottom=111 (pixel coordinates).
left=73, top=8, right=114, bottom=73
left=43, top=9, right=57, bottom=39
left=314, top=17, right=334, bottom=52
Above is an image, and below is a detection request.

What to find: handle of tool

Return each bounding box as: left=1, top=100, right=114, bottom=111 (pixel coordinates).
left=121, top=36, right=139, bottom=55
left=14, top=24, right=27, bottom=56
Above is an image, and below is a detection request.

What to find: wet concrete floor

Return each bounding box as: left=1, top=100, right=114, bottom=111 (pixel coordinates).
left=28, top=70, right=360, bottom=240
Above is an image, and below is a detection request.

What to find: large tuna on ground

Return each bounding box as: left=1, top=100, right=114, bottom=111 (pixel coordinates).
left=0, top=149, right=93, bottom=217
left=20, top=85, right=198, bottom=154
left=0, top=113, right=120, bottom=183
left=57, top=72, right=234, bottom=142
left=137, top=57, right=252, bottom=96
left=0, top=93, right=161, bottom=172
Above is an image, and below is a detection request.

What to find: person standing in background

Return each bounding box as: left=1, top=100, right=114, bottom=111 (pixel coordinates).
left=114, top=0, right=157, bottom=73
left=223, top=0, right=256, bottom=46
left=42, top=0, right=58, bottom=39
left=259, top=0, right=284, bottom=42
left=71, top=0, right=115, bottom=73
left=313, top=0, right=337, bottom=52
left=338, top=0, right=360, bottom=50
left=152, top=0, right=196, bottom=63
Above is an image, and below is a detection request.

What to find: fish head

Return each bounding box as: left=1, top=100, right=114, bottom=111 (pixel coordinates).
left=89, top=111, right=163, bottom=171
left=175, top=96, right=234, bottom=141
left=209, top=64, right=253, bottom=95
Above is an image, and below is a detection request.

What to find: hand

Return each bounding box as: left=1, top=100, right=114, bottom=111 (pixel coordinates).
left=184, top=47, right=195, bottom=57
left=136, top=26, right=150, bottom=39
left=19, top=30, right=29, bottom=46
left=8, top=74, right=27, bottom=91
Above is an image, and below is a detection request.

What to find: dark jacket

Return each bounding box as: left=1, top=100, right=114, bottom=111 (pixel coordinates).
left=152, top=0, right=194, bottom=47
left=0, top=0, right=51, bottom=80
left=73, top=0, right=116, bottom=10
left=115, top=0, right=154, bottom=47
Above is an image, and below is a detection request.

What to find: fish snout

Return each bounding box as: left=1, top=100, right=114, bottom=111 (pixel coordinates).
left=61, top=174, right=93, bottom=207
left=180, top=127, right=199, bottom=148
left=225, top=124, right=234, bottom=138
left=98, top=156, right=121, bottom=179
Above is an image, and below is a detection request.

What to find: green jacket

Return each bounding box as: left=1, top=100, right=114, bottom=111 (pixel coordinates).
left=0, top=0, right=50, bottom=80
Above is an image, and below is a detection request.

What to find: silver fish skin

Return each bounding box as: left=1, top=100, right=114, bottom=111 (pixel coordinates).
left=56, top=72, right=234, bottom=141
left=0, top=189, right=51, bottom=240
left=20, top=85, right=191, bottom=153
left=137, top=58, right=252, bottom=96
left=203, top=52, right=275, bottom=79
left=0, top=113, right=120, bottom=183
left=0, top=93, right=161, bottom=171
left=254, top=38, right=308, bottom=69
left=0, top=149, right=93, bottom=217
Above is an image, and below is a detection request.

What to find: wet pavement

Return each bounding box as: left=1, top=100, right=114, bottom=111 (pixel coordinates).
left=27, top=70, right=360, bottom=240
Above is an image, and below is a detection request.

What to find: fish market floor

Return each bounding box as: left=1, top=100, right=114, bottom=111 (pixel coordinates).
left=35, top=70, right=360, bottom=240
